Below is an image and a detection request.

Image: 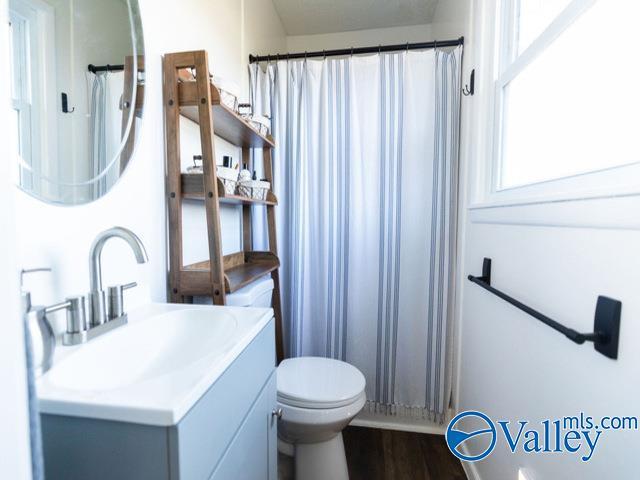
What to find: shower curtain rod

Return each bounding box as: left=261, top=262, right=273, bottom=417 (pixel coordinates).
left=248, top=36, right=464, bottom=63
left=88, top=64, right=124, bottom=73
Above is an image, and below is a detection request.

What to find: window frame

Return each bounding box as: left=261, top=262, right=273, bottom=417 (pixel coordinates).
left=472, top=0, right=640, bottom=214
left=8, top=9, right=32, bottom=170
left=9, top=0, right=57, bottom=193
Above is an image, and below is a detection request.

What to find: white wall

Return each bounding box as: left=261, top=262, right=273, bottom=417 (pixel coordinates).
left=15, top=0, right=286, bottom=336
left=286, top=23, right=434, bottom=52
left=284, top=7, right=473, bottom=55
left=431, top=0, right=472, bottom=40
left=454, top=1, right=640, bottom=479
left=1, top=0, right=32, bottom=475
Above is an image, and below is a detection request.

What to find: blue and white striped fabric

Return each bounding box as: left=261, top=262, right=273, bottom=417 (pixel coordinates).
left=89, top=72, right=108, bottom=199
left=250, top=46, right=462, bottom=422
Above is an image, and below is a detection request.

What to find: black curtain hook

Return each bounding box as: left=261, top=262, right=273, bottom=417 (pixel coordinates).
left=378, top=44, right=382, bottom=54
left=406, top=42, right=409, bottom=52
left=323, top=49, right=326, bottom=59
left=434, top=40, right=438, bottom=50
left=463, top=68, right=476, bottom=96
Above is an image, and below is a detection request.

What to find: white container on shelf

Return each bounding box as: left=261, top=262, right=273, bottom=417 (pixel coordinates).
left=249, top=115, right=271, bottom=136
left=212, top=75, right=240, bottom=112
left=238, top=179, right=270, bottom=201
left=217, top=166, right=239, bottom=195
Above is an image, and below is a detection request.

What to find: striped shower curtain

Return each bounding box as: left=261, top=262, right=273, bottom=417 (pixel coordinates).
left=89, top=72, right=108, bottom=199
left=250, top=47, right=462, bottom=422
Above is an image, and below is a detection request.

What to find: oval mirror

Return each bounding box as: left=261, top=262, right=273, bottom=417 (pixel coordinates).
left=8, top=0, right=144, bottom=205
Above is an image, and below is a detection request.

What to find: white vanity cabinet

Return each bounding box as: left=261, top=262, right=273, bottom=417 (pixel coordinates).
left=41, top=317, right=277, bottom=480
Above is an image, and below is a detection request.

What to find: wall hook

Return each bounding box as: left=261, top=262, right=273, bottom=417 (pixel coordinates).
left=463, top=69, right=475, bottom=96
left=61, top=92, right=74, bottom=113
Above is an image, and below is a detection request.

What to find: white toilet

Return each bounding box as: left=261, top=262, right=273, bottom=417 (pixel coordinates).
left=276, top=357, right=366, bottom=480
left=226, top=277, right=366, bottom=479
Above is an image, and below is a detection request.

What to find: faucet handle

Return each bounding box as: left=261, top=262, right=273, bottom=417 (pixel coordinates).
left=62, top=295, right=88, bottom=335
left=107, top=282, right=137, bottom=320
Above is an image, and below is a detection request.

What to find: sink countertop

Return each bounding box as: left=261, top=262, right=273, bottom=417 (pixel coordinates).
left=37, top=303, right=273, bottom=426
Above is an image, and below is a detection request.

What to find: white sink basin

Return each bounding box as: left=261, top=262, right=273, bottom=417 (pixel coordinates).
left=37, top=303, right=273, bottom=426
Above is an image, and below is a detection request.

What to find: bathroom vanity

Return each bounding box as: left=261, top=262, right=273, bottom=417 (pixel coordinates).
left=37, top=304, right=277, bottom=480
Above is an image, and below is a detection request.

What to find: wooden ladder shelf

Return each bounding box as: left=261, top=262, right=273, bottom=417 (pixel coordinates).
left=163, top=50, right=284, bottom=361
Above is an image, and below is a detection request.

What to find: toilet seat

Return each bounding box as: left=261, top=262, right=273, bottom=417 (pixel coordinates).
left=277, top=357, right=366, bottom=409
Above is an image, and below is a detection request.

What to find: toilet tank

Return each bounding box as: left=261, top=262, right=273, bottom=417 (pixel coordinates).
left=225, top=276, right=274, bottom=307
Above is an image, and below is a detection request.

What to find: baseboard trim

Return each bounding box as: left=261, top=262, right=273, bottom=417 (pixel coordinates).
left=459, top=445, right=481, bottom=480
left=351, top=411, right=445, bottom=435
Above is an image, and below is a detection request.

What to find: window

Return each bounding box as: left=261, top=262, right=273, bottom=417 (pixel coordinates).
left=8, top=9, right=32, bottom=165
left=494, top=0, right=640, bottom=191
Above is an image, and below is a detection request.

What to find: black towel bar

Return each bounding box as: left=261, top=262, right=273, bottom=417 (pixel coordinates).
left=467, top=258, right=621, bottom=360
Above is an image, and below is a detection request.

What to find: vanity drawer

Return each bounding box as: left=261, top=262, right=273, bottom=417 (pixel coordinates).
left=169, top=318, right=276, bottom=479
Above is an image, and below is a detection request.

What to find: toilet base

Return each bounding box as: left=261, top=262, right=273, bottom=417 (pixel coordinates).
left=292, top=433, right=349, bottom=480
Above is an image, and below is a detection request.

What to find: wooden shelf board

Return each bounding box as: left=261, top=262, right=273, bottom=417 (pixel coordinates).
left=225, top=261, right=278, bottom=293
left=182, top=251, right=279, bottom=294
left=181, top=173, right=278, bottom=205
left=177, top=81, right=275, bottom=148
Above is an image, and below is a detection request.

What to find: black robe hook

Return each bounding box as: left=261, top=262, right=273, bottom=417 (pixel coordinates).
left=463, top=69, right=475, bottom=96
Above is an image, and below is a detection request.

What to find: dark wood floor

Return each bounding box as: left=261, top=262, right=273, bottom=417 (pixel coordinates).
left=343, top=426, right=467, bottom=480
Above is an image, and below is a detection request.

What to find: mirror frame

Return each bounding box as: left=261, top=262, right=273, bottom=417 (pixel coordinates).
left=14, top=0, right=145, bottom=206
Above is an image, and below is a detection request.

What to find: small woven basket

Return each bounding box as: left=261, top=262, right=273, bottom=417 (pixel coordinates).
left=217, top=166, right=239, bottom=195
left=218, top=88, right=238, bottom=112
left=238, top=180, right=270, bottom=201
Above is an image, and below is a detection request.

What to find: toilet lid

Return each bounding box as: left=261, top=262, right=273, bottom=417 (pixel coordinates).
left=277, top=357, right=366, bottom=409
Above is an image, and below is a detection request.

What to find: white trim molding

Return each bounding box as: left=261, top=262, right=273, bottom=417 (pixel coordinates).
left=466, top=0, right=640, bottom=228
left=469, top=193, right=640, bottom=230
left=459, top=445, right=482, bottom=480
left=351, top=411, right=446, bottom=435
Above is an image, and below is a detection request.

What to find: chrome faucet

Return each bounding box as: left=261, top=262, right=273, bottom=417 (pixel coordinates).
left=88, top=227, right=149, bottom=327
left=57, top=226, right=148, bottom=346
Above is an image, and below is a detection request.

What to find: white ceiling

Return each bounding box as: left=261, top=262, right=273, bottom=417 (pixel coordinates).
left=272, top=0, right=440, bottom=36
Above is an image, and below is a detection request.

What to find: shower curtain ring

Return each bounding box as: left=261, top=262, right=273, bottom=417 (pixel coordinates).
left=434, top=40, right=438, bottom=50
left=406, top=42, right=409, bottom=52
left=351, top=46, right=354, bottom=56
left=378, top=44, right=382, bottom=54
